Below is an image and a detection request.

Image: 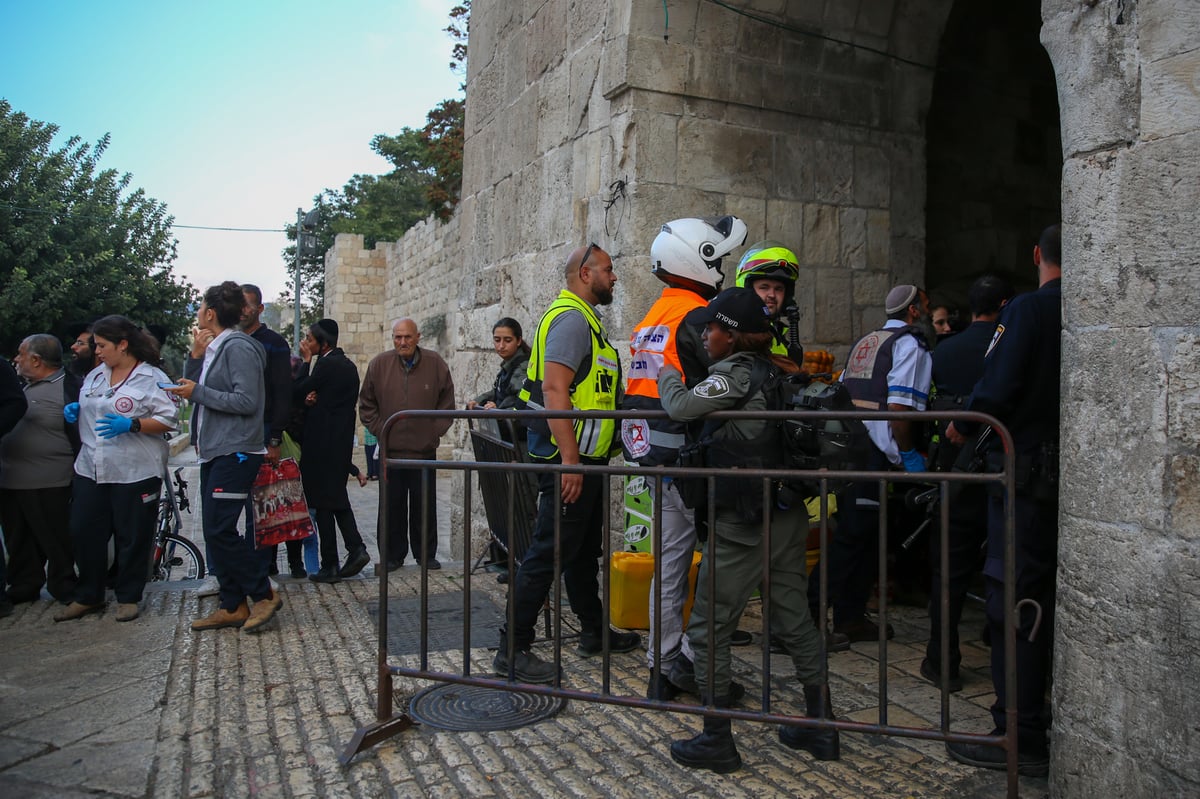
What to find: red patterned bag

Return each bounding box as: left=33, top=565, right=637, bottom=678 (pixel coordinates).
left=250, top=457, right=316, bottom=548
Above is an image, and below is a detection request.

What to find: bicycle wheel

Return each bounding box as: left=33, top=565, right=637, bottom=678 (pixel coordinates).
left=157, top=534, right=206, bottom=581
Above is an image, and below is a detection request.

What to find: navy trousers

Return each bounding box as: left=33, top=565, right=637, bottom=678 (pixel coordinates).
left=201, top=453, right=270, bottom=612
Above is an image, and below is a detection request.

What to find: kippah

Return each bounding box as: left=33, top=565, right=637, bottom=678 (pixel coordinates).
left=885, top=285, right=919, bottom=314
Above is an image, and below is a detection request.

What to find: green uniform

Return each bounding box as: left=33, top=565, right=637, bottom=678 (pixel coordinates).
left=658, top=352, right=824, bottom=697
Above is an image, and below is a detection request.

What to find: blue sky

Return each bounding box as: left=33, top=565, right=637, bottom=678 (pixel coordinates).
left=1, top=0, right=463, bottom=303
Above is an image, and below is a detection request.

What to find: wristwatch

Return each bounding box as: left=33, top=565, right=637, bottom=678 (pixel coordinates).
left=130, top=417, right=142, bottom=433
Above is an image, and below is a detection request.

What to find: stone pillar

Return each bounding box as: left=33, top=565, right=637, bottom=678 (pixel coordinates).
left=1044, top=1, right=1200, bottom=795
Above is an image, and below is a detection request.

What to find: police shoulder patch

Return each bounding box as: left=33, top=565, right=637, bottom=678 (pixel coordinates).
left=985, top=324, right=1005, bottom=358
left=693, top=375, right=730, bottom=398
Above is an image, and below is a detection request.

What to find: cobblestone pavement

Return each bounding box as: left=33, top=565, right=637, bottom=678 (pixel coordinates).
left=0, top=449, right=1049, bottom=798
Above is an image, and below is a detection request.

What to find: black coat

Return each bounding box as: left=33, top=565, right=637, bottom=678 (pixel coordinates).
left=292, top=348, right=360, bottom=509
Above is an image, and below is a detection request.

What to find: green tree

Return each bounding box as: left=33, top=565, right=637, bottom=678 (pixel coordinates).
left=0, top=100, right=196, bottom=355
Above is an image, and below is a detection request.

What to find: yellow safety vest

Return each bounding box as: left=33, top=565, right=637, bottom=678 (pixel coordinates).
left=519, top=290, right=622, bottom=460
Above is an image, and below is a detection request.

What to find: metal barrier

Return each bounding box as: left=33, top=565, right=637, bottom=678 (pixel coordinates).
left=342, top=407, right=1022, bottom=798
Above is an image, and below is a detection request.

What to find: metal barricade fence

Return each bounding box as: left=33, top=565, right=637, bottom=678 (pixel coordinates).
left=343, top=407, right=1022, bottom=798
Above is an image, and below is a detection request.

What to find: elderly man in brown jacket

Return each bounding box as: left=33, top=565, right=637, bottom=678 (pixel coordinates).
left=359, top=318, right=455, bottom=571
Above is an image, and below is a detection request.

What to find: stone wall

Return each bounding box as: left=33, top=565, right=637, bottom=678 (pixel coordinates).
left=324, top=233, right=387, bottom=381
left=324, top=7, right=1200, bottom=791
left=1045, top=1, right=1200, bottom=796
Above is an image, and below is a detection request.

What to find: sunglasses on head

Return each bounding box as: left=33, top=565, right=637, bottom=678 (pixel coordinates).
left=580, top=242, right=599, bottom=272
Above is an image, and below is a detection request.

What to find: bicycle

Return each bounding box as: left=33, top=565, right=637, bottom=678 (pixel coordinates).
left=149, top=466, right=206, bottom=581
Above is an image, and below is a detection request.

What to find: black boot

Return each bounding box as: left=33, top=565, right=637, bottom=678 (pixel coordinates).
left=779, top=683, right=840, bottom=761
left=670, top=714, right=741, bottom=773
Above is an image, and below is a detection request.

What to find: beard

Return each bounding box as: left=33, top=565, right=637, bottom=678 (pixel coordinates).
left=594, top=285, right=614, bottom=306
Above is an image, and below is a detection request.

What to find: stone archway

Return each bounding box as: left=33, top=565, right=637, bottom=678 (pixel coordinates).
left=925, top=0, right=1063, bottom=315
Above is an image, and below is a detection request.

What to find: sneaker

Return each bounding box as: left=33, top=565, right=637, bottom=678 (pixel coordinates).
left=243, top=589, right=282, bottom=632
left=115, top=602, right=140, bottom=622
left=338, top=548, right=370, bottom=579
left=492, top=648, right=559, bottom=684
left=920, top=658, right=963, bottom=692
left=192, top=602, right=249, bottom=631
left=834, top=616, right=894, bottom=643
left=946, top=736, right=1049, bottom=778
left=577, top=629, right=641, bottom=657
left=54, top=601, right=104, bottom=622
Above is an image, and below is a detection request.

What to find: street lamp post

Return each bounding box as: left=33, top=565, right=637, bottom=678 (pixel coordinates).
left=293, top=207, right=303, bottom=354
left=293, top=207, right=320, bottom=354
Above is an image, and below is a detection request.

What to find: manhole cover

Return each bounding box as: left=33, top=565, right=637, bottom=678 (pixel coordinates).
left=365, top=592, right=505, bottom=656
left=408, top=683, right=566, bottom=731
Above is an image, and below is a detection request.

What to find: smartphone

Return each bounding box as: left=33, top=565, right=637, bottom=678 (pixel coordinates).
left=157, top=381, right=182, bottom=389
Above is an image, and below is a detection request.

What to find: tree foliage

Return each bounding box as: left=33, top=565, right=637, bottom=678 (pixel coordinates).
left=0, top=100, right=196, bottom=355
left=447, top=2, right=471, bottom=74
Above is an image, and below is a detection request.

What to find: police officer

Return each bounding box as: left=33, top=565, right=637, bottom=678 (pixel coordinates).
left=812, top=284, right=933, bottom=645
left=921, top=275, right=1013, bottom=691
left=944, top=224, right=1061, bottom=777
left=659, top=287, right=837, bottom=774
left=621, top=215, right=747, bottom=700
left=493, top=243, right=640, bottom=684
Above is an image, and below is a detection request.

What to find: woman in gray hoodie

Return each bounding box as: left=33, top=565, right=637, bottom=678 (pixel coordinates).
left=169, top=281, right=279, bottom=632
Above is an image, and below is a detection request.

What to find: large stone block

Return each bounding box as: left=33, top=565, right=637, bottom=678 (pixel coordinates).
left=854, top=144, right=890, bottom=208
left=677, top=117, right=772, bottom=196
left=853, top=270, right=890, bottom=308
left=813, top=268, right=852, bottom=343
left=1060, top=328, right=1167, bottom=530
left=765, top=199, right=806, bottom=244
left=840, top=206, right=867, bottom=270
left=626, top=35, right=690, bottom=96
left=801, top=203, right=839, bottom=266
left=1055, top=517, right=1200, bottom=793
left=1137, top=0, right=1200, bottom=63
left=629, top=109, right=678, bottom=185
left=570, top=38, right=606, bottom=134
left=724, top=195, right=767, bottom=240
left=527, top=0, right=566, bottom=83
left=1042, top=2, right=1139, bottom=157
left=1062, top=133, right=1200, bottom=328
left=1141, top=48, right=1200, bottom=140
left=810, top=139, right=853, bottom=204
left=536, top=66, right=572, bottom=155
left=773, top=133, right=815, bottom=201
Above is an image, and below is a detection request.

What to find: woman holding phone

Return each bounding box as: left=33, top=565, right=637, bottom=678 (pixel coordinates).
left=168, top=281, right=279, bottom=632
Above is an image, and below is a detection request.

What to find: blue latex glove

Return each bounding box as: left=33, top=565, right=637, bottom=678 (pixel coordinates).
left=63, top=402, right=80, bottom=423
left=97, top=413, right=134, bottom=439
left=900, top=448, right=927, bottom=473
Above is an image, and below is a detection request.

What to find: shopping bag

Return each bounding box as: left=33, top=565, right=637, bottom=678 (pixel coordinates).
left=250, top=457, right=316, bottom=548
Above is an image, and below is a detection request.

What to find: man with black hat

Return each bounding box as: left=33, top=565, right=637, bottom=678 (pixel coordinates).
left=811, top=283, right=933, bottom=646
left=292, top=318, right=369, bottom=582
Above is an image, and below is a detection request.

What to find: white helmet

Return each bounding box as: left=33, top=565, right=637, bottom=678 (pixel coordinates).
left=650, top=215, right=749, bottom=299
